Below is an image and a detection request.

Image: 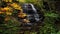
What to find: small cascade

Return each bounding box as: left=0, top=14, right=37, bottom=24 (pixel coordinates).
left=30, top=4, right=40, bottom=22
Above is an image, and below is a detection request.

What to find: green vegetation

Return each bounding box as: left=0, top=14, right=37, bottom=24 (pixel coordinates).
left=25, top=0, right=60, bottom=34
left=0, top=0, right=60, bottom=34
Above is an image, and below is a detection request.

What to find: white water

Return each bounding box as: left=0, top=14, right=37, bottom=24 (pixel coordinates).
left=30, top=4, right=40, bottom=21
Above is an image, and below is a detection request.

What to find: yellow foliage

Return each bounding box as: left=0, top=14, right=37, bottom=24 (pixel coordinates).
left=1, top=6, right=12, bottom=12
left=6, top=12, right=12, bottom=15
left=0, top=11, right=4, bottom=14
left=18, top=13, right=27, bottom=18
left=10, top=3, right=22, bottom=10
left=2, top=0, right=12, bottom=2
left=23, top=19, right=30, bottom=23
left=4, top=7, right=10, bottom=10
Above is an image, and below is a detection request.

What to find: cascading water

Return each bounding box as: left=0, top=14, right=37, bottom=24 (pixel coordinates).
left=30, top=4, right=40, bottom=22
left=22, top=3, right=40, bottom=23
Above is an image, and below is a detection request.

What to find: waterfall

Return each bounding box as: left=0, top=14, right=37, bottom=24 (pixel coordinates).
left=30, top=4, right=37, bottom=13
left=23, top=3, right=40, bottom=22
left=30, top=4, right=40, bottom=21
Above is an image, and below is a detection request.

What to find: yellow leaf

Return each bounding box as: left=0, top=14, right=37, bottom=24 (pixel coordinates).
left=0, top=12, right=4, bottom=14
left=18, top=13, right=27, bottom=18
left=23, top=19, right=30, bottom=23
left=4, top=7, right=10, bottom=10
left=6, top=12, right=12, bottom=15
